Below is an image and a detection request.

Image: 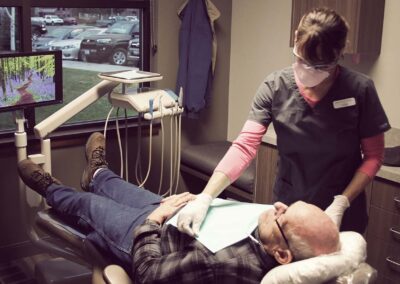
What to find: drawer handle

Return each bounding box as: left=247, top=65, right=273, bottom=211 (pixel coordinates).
left=390, top=227, right=400, bottom=241
left=394, top=196, right=400, bottom=210
left=386, top=256, right=400, bottom=273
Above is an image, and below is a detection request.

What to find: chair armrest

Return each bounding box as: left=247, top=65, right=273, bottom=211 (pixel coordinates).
left=103, top=265, right=133, bottom=284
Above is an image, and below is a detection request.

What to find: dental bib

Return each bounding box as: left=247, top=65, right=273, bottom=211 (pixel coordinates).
left=167, top=198, right=273, bottom=253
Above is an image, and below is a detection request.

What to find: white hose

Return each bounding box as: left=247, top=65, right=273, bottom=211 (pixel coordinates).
left=135, top=115, right=143, bottom=185
left=174, top=113, right=182, bottom=195
left=103, top=107, right=115, bottom=139
left=157, top=117, right=165, bottom=195
left=115, top=108, right=123, bottom=178
left=138, top=120, right=153, bottom=188
left=124, top=110, right=129, bottom=181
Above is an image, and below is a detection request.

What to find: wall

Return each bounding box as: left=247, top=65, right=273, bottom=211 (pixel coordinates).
left=154, top=0, right=232, bottom=146
left=228, top=0, right=400, bottom=141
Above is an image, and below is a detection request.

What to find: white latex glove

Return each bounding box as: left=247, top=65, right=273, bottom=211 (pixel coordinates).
left=324, top=195, right=350, bottom=229
left=177, top=193, right=213, bottom=237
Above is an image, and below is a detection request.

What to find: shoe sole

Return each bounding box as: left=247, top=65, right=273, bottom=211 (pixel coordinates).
left=81, top=132, right=105, bottom=191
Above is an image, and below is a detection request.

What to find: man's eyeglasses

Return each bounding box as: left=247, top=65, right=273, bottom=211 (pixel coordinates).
left=275, top=218, right=290, bottom=249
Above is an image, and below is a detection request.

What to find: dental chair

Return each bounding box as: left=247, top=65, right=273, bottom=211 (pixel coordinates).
left=16, top=80, right=376, bottom=284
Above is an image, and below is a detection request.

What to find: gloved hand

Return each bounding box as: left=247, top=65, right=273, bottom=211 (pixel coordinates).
left=324, top=195, right=350, bottom=229
left=177, top=193, right=213, bottom=237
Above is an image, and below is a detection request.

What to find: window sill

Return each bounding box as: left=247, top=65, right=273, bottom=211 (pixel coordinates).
left=0, top=119, right=160, bottom=155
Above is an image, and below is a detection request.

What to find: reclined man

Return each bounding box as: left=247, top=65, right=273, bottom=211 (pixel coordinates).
left=18, top=132, right=340, bottom=284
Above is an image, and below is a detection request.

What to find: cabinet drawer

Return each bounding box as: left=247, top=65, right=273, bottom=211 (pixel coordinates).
left=376, top=274, right=398, bottom=284
left=368, top=206, right=400, bottom=245
left=366, top=235, right=400, bottom=282
left=371, top=179, right=400, bottom=215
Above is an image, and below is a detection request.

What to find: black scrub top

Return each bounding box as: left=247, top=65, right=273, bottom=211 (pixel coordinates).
left=248, top=66, right=390, bottom=233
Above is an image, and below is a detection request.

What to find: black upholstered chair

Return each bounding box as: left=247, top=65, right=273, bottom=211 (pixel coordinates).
left=180, top=141, right=257, bottom=202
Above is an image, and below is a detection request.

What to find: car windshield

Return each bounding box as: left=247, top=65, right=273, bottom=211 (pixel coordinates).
left=74, top=29, right=103, bottom=39
left=104, top=22, right=135, bottom=35
left=43, top=29, right=70, bottom=38
left=45, top=28, right=81, bottom=39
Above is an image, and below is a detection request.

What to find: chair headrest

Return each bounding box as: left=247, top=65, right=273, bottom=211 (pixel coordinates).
left=261, top=231, right=367, bottom=284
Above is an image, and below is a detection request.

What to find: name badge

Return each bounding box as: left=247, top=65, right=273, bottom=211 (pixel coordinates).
left=333, top=97, right=356, bottom=109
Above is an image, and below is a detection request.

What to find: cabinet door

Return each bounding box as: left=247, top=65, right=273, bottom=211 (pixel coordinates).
left=254, top=143, right=278, bottom=204
left=290, top=0, right=384, bottom=54
left=290, top=0, right=359, bottom=52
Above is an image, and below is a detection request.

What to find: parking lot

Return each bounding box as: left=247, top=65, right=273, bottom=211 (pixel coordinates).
left=35, top=22, right=139, bottom=67
left=62, top=60, right=137, bottom=73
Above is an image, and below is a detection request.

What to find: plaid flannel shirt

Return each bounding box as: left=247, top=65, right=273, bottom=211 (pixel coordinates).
left=132, top=219, right=278, bottom=284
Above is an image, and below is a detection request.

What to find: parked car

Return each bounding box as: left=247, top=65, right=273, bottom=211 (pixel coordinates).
left=44, top=15, right=64, bottom=25
left=32, top=26, right=88, bottom=51
left=127, top=37, right=140, bottom=66
left=49, top=28, right=106, bottom=60
left=31, top=17, right=46, bottom=24
left=95, top=15, right=127, bottom=28
left=125, top=15, right=138, bottom=21
left=31, top=18, right=47, bottom=41
left=80, top=21, right=139, bottom=65
left=63, top=17, right=77, bottom=25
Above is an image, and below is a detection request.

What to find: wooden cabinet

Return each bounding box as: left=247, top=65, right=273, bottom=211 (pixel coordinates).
left=254, top=143, right=278, bottom=204
left=366, top=178, right=400, bottom=283
left=290, top=0, right=385, bottom=54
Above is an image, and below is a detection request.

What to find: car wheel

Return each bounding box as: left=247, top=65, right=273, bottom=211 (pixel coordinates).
left=80, top=53, right=90, bottom=62
left=110, top=48, right=127, bottom=65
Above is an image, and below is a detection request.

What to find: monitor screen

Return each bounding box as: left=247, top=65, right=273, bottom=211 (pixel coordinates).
left=0, top=51, right=62, bottom=113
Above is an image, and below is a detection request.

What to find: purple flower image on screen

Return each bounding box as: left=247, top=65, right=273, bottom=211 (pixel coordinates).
left=26, top=72, right=56, bottom=102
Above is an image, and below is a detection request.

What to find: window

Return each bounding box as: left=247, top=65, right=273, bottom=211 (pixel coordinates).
left=0, top=0, right=150, bottom=137
left=0, top=6, right=21, bottom=132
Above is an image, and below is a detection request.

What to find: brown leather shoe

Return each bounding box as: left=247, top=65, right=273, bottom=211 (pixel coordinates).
left=18, top=159, right=61, bottom=196
left=81, top=132, right=108, bottom=191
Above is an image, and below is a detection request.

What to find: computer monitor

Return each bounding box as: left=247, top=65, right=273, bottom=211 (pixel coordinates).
left=0, top=50, right=62, bottom=113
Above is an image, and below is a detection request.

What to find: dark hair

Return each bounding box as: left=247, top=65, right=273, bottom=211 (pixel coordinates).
left=296, top=7, right=349, bottom=64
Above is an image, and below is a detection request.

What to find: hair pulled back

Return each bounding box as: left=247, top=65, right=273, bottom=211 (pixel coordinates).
left=296, top=7, right=349, bottom=64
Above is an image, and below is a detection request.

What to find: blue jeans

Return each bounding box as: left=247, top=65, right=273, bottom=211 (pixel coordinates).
left=45, top=169, right=162, bottom=271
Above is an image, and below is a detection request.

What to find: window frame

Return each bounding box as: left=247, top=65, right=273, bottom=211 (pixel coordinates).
left=0, top=0, right=151, bottom=141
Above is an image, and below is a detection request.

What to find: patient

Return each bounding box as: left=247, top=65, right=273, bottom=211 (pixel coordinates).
left=18, top=132, right=340, bottom=284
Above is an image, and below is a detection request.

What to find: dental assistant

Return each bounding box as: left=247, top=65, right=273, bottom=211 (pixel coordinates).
left=177, top=7, right=390, bottom=235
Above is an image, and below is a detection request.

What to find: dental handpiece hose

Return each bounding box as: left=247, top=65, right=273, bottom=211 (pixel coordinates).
left=139, top=99, right=154, bottom=188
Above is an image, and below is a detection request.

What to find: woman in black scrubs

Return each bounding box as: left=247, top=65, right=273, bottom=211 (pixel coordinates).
left=177, top=7, right=390, bottom=236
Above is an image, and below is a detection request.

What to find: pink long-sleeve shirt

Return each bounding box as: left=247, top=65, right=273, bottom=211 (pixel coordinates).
left=215, top=120, right=384, bottom=183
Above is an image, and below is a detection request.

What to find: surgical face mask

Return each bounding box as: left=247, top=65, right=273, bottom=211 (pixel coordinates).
left=292, top=61, right=330, bottom=88
left=292, top=45, right=337, bottom=87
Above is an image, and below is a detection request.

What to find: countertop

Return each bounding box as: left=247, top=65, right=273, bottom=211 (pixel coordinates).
left=262, top=127, right=400, bottom=184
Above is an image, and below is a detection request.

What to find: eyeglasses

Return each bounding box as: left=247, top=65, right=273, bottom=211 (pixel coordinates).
left=292, top=48, right=338, bottom=71
left=275, top=218, right=290, bottom=249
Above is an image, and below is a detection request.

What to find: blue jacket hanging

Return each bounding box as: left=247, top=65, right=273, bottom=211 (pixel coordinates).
left=176, top=0, right=220, bottom=116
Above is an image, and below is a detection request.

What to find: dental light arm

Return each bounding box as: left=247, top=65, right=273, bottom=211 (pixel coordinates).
left=16, top=79, right=119, bottom=270
left=34, top=80, right=119, bottom=139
